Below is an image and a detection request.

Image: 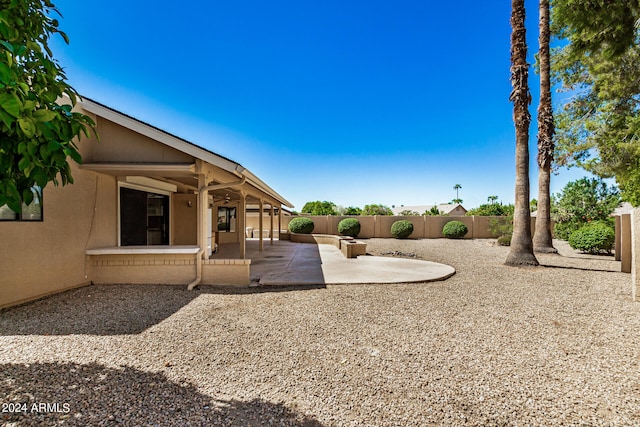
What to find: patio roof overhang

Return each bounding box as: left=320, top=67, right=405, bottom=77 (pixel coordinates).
left=80, top=162, right=197, bottom=177
left=78, top=97, right=294, bottom=209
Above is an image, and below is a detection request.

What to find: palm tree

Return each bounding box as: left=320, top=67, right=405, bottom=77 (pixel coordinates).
left=532, top=0, right=557, bottom=254
left=505, top=0, right=539, bottom=266
left=488, top=195, right=499, bottom=204
left=453, top=184, right=461, bottom=201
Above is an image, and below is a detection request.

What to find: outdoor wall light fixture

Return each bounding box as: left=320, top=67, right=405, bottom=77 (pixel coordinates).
left=187, top=201, right=193, bottom=207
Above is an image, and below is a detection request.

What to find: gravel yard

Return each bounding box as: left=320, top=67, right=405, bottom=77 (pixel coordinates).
left=1, top=238, right=639, bottom=426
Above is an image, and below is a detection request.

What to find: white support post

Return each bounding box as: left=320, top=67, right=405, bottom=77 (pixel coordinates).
left=270, top=204, right=274, bottom=245
left=239, top=192, right=247, bottom=259
left=197, top=174, right=206, bottom=260
left=259, top=199, right=264, bottom=251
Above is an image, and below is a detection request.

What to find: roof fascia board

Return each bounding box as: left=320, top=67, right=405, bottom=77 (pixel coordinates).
left=79, top=97, right=293, bottom=208
left=79, top=99, right=243, bottom=176
left=242, top=169, right=294, bottom=208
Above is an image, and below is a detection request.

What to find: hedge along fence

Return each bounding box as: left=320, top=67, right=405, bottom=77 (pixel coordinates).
left=281, top=215, right=542, bottom=239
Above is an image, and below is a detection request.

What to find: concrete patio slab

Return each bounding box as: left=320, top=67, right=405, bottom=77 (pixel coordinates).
left=250, top=240, right=455, bottom=286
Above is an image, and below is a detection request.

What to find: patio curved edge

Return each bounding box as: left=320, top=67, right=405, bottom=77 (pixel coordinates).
left=254, top=241, right=456, bottom=286
left=320, top=255, right=456, bottom=285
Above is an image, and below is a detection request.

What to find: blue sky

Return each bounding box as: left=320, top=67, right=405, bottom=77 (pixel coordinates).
left=52, top=0, right=592, bottom=211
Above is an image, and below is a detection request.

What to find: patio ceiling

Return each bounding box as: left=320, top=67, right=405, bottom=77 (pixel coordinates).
left=81, top=162, right=281, bottom=206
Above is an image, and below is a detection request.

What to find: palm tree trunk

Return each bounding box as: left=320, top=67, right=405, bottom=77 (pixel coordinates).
left=505, top=0, right=539, bottom=266
left=533, top=0, right=558, bottom=253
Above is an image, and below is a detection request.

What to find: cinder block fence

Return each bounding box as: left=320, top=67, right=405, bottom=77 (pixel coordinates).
left=279, top=215, right=531, bottom=240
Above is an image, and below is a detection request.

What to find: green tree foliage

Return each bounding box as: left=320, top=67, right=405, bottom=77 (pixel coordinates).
left=467, top=203, right=514, bottom=216
left=301, top=200, right=337, bottom=216
left=343, top=206, right=362, bottom=215
left=551, top=0, right=640, bottom=59
left=490, top=215, right=513, bottom=240
left=398, top=209, right=420, bottom=216
left=362, top=204, right=392, bottom=216
left=553, top=177, right=620, bottom=240
left=0, top=0, right=95, bottom=213
left=551, top=0, right=640, bottom=206
left=423, top=205, right=444, bottom=216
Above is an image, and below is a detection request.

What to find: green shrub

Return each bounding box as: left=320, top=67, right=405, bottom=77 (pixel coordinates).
left=391, top=220, right=414, bottom=239
left=489, top=215, right=513, bottom=238
left=288, top=217, right=315, bottom=234
left=442, top=220, right=468, bottom=238
left=338, top=218, right=361, bottom=237
left=554, top=221, right=579, bottom=241
left=568, top=222, right=615, bottom=254
left=497, top=234, right=512, bottom=246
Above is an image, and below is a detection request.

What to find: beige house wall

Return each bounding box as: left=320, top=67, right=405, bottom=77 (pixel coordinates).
left=201, top=259, right=251, bottom=286
left=1, top=164, right=101, bottom=309
left=88, top=255, right=250, bottom=286
left=89, top=254, right=197, bottom=285
left=172, top=194, right=198, bottom=245
left=0, top=105, right=285, bottom=309
left=84, top=118, right=194, bottom=164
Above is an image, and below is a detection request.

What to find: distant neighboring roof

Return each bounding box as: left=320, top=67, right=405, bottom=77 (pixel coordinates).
left=78, top=97, right=293, bottom=208
left=392, top=204, right=466, bottom=215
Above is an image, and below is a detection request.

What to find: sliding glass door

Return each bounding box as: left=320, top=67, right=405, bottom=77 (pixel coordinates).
left=120, top=187, right=169, bottom=246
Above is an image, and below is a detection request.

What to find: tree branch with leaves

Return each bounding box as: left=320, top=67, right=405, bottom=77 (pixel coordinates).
left=0, top=0, right=95, bottom=213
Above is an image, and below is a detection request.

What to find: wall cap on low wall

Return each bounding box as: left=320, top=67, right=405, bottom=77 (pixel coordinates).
left=86, top=245, right=200, bottom=255
left=290, top=233, right=366, bottom=258
left=203, top=259, right=251, bottom=265
left=290, top=233, right=351, bottom=246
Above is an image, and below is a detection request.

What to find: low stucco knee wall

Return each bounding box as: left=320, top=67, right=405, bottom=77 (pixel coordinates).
left=289, top=233, right=366, bottom=258
left=290, top=233, right=344, bottom=247
left=88, top=254, right=250, bottom=286
left=201, top=259, right=251, bottom=286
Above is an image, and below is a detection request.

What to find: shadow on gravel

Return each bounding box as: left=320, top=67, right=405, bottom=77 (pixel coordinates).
left=0, top=285, right=199, bottom=336
left=0, top=361, right=323, bottom=427
left=539, top=264, right=621, bottom=273
left=196, top=284, right=327, bottom=294
left=0, top=283, right=328, bottom=336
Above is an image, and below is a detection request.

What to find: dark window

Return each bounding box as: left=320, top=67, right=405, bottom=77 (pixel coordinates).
left=120, top=187, right=169, bottom=245
left=0, top=187, right=43, bottom=221
left=217, top=207, right=236, bottom=232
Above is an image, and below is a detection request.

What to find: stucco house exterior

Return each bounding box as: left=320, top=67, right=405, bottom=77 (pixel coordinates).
left=0, top=98, right=292, bottom=309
